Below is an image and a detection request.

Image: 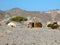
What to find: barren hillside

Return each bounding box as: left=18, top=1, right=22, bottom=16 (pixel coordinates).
left=0, top=10, right=5, bottom=21
left=0, top=8, right=60, bottom=23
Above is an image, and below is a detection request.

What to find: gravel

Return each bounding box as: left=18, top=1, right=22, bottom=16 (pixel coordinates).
left=0, top=26, right=60, bottom=45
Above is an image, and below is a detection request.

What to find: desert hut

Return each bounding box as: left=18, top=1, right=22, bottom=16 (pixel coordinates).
left=7, top=21, right=16, bottom=27
left=24, top=17, right=42, bottom=28
left=46, top=21, right=59, bottom=29
left=24, top=20, right=34, bottom=28
left=28, top=22, right=42, bottom=28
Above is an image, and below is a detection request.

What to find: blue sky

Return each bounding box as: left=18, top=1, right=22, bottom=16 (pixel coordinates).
left=0, top=0, right=60, bottom=11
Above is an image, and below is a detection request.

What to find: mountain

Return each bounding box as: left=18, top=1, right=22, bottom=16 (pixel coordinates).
left=0, top=8, right=60, bottom=24
left=0, top=10, right=5, bottom=21
left=5, top=8, right=27, bottom=17
left=46, top=9, right=60, bottom=21
left=5, top=8, right=52, bottom=23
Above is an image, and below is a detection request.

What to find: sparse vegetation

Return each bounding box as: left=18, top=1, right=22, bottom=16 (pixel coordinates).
left=10, top=16, right=27, bottom=22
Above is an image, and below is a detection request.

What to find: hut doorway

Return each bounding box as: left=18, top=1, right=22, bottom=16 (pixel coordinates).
left=32, top=23, right=34, bottom=27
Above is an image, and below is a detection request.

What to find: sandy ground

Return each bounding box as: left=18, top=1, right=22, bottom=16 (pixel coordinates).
left=0, top=26, right=60, bottom=45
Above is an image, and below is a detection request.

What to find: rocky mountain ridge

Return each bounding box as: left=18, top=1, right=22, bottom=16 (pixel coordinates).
left=0, top=8, right=60, bottom=23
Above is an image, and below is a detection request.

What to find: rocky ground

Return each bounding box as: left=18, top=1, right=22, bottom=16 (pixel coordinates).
left=0, top=8, right=60, bottom=45
left=0, top=25, right=60, bottom=45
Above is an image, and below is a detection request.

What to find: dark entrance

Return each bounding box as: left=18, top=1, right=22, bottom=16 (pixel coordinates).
left=32, top=23, right=34, bottom=27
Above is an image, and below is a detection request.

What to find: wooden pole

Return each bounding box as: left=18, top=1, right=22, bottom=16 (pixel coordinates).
left=34, top=17, right=37, bottom=28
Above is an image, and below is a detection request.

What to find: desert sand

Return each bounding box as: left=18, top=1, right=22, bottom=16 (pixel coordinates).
left=0, top=25, right=60, bottom=45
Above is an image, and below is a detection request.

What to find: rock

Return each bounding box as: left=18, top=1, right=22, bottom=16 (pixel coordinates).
left=6, top=30, right=12, bottom=34
left=0, top=32, right=3, bottom=37
left=5, top=43, right=8, bottom=45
